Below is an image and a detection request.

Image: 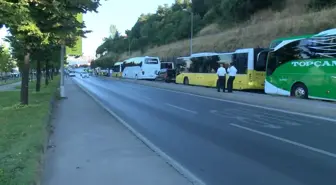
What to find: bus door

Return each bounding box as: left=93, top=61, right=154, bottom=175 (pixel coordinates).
left=202, top=56, right=220, bottom=87
left=254, top=49, right=269, bottom=88
left=232, top=51, right=249, bottom=89
left=328, top=74, right=336, bottom=99
left=189, top=57, right=204, bottom=86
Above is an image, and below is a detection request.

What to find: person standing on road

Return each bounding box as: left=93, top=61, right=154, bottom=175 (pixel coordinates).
left=227, top=63, right=237, bottom=93
left=216, top=64, right=226, bottom=92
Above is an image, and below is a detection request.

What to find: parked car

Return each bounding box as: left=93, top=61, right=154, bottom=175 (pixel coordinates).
left=156, top=68, right=176, bottom=82
left=156, top=62, right=176, bottom=82
left=69, top=71, right=76, bottom=77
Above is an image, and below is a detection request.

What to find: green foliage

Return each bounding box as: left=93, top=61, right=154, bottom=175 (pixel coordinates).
left=0, top=76, right=60, bottom=185
left=1, top=0, right=101, bottom=104
left=94, top=1, right=201, bottom=60
left=308, top=0, right=336, bottom=9
left=0, top=46, right=14, bottom=73
left=95, top=0, right=285, bottom=60
left=92, top=52, right=119, bottom=69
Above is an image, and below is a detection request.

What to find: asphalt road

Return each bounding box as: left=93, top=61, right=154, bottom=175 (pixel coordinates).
left=73, top=76, right=336, bottom=185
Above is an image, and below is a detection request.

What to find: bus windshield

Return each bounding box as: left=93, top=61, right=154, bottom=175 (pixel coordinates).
left=145, top=58, right=159, bottom=64
left=270, top=40, right=282, bottom=49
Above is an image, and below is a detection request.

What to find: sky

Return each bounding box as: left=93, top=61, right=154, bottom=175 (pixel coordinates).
left=83, top=0, right=175, bottom=57
left=0, top=0, right=175, bottom=57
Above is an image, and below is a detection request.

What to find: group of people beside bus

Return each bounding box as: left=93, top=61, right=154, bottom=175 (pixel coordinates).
left=216, top=63, right=237, bottom=93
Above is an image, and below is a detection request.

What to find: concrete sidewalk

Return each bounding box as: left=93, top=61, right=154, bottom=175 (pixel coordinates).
left=0, top=81, right=20, bottom=91
left=42, top=79, right=192, bottom=185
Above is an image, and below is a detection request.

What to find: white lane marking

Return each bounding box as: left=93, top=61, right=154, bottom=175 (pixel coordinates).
left=166, top=103, right=198, bottom=114
left=230, top=123, right=336, bottom=158
left=128, top=82, right=336, bottom=123
left=74, top=79, right=205, bottom=185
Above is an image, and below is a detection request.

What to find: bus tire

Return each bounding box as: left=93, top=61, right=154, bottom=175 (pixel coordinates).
left=291, top=83, right=308, bottom=99
left=183, top=77, right=189, bottom=85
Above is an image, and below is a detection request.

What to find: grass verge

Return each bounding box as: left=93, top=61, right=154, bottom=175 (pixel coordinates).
left=0, top=76, right=60, bottom=185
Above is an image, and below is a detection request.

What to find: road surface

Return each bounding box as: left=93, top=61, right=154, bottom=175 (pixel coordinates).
left=73, top=76, right=336, bottom=185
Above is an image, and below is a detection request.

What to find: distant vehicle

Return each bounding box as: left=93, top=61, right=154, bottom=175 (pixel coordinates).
left=112, top=62, right=123, bottom=78
left=156, top=62, right=176, bottom=82
left=81, top=72, right=89, bottom=78
left=69, top=71, right=76, bottom=77
left=122, top=56, right=160, bottom=80
left=175, top=48, right=268, bottom=90
left=259, top=28, right=336, bottom=101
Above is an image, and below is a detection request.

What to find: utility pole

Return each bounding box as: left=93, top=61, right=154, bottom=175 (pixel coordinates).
left=60, top=44, right=65, bottom=98
left=128, top=38, right=130, bottom=56
left=183, top=8, right=193, bottom=56
left=190, top=12, right=193, bottom=55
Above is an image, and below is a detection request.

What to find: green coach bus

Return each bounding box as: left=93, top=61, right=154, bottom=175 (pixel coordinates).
left=261, top=28, right=336, bottom=101
left=269, top=34, right=315, bottom=49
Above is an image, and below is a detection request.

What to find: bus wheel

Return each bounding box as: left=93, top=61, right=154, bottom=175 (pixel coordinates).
left=291, top=83, right=308, bottom=99
left=183, top=77, right=189, bottom=85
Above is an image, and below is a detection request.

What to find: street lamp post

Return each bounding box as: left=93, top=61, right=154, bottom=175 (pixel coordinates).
left=128, top=38, right=133, bottom=56
left=60, top=44, right=65, bottom=98
left=183, top=9, right=193, bottom=56
left=128, top=38, right=130, bottom=56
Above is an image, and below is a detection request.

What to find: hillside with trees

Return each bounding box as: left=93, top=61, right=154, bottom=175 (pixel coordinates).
left=93, top=0, right=336, bottom=67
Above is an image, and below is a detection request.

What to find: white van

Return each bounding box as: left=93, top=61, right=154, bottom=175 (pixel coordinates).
left=122, top=56, right=160, bottom=80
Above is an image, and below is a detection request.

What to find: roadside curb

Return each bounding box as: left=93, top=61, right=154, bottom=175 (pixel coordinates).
left=73, top=79, right=206, bottom=185
left=35, top=80, right=60, bottom=185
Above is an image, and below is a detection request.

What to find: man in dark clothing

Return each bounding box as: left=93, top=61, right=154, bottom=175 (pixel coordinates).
left=227, top=63, right=237, bottom=93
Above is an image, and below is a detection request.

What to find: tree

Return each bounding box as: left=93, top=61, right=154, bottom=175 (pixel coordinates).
left=2, top=0, right=101, bottom=104
left=95, top=0, right=286, bottom=58
left=0, top=46, right=14, bottom=80
left=309, top=0, right=335, bottom=9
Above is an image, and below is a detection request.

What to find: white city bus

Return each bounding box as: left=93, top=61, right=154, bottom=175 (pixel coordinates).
left=122, top=56, right=161, bottom=80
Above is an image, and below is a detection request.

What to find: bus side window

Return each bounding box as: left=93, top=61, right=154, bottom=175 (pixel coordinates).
left=234, top=53, right=248, bottom=74
left=200, top=56, right=211, bottom=73
left=210, top=56, right=219, bottom=73
left=190, top=58, right=201, bottom=73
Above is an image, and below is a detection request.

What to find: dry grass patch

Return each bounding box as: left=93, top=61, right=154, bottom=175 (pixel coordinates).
left=120, top=6, right=336, bottom=59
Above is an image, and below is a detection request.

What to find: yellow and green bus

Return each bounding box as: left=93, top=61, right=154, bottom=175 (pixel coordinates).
left=111, top=62, right=123, bottom=78
left=175, top=48, right=268, bottom=90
